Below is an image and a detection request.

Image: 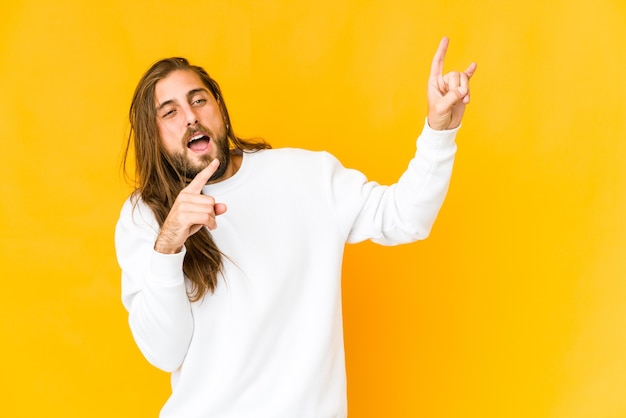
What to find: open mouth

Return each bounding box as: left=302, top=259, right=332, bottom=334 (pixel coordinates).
left=187, top=132, right=211, bottom=153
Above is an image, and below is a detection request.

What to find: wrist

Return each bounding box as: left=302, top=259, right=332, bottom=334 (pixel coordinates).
left=154, top=233, right=183, bottom=254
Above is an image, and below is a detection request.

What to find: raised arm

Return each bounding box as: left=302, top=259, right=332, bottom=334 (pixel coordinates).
left=342, top=37, right=477, bottom=244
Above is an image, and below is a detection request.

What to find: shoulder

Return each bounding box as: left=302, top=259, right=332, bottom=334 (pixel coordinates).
left=117, top=193, right=159, bottom=233
left=243, top=148, right=362, bottom=193
left=246, top=147, right=340, bottom=168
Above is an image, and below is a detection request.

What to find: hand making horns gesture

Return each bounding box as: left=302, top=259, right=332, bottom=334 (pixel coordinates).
left=427, top=37, right=477, bottom=131
left=154, top=159, right=228, bottom=254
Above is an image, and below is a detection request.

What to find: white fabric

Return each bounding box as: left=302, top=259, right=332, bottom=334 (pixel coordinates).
left=115, top=120, right=458, bottom=418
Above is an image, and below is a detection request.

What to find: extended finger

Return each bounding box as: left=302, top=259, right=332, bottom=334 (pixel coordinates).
left=464, top=62, right=478, bottom=79
left=429, top=37, right=449, bottom=85
left=185, top=159, right=220, bottom=194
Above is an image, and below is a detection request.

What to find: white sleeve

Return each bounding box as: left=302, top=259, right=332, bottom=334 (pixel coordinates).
left=329, top=118, right=458, bottom=245
left=115, top=198, right=194, bottom=372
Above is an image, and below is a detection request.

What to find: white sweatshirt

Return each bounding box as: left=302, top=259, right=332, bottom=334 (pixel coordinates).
left=115, top=120, right=458, bottom=418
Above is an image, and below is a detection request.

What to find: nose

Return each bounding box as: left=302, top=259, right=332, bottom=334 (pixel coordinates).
left=183, top=105, right=198, bottom=127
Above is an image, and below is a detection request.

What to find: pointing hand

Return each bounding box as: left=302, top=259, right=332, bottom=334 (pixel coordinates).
left=154, top=159, right=227, bottom=254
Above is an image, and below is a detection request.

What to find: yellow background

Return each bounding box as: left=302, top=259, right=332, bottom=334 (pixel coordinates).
left=1, top=1, right=625, bottom=417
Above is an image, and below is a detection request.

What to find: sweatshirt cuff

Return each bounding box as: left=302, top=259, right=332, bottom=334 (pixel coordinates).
left=148, top=246, right=187, bottom=286
left=418, top=117, right=459, bottom=150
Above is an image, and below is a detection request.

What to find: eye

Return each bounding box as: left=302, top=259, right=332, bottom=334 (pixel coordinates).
left=192, top=98, right=207, bottom=106
left=161, top=108, right=176, bottom=118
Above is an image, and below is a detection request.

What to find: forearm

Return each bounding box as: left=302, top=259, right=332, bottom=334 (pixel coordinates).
left=125, top=250, right=194, bottom=372
left=116, top=199, right=194, bottom=372
left=382, top=118, right=458, bottom=241
left=345, top=118, right=458, bottom=244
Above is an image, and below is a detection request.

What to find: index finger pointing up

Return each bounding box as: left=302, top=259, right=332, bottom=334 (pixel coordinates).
left=429, top=36, right=449, bottom=83
left=185, top=159, right=220, bottom=194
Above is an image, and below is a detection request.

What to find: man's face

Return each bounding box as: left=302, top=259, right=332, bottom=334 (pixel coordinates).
left=154, top=69, right=229, bottom=180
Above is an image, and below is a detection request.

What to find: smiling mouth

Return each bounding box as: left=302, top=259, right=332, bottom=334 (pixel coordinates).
left=187, top=132, right=211, bottom=153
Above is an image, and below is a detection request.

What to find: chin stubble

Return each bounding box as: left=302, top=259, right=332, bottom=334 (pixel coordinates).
left=171, top=134, right=230, bottom=183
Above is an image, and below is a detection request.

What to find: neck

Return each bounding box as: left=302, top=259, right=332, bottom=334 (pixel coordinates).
left=209, top=149, right=243, bottom=184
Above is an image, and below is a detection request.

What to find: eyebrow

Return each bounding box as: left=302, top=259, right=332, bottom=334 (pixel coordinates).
left=155, top=87, right=211, bottom=112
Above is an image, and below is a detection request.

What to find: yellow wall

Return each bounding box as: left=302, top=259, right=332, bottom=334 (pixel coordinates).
left=1, top=1, right=625, bottom=417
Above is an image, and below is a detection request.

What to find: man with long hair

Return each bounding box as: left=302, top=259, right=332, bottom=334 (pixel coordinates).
left=115, top=37, right=476, bottom=417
